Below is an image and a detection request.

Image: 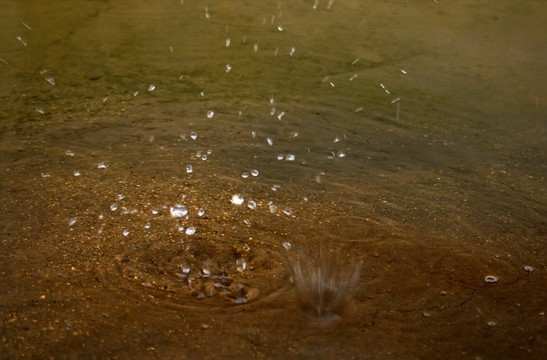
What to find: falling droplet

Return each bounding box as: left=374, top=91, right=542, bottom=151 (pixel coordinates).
left=267, top=138, right=274, bottom=146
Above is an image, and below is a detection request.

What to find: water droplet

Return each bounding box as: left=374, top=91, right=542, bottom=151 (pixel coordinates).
left=231, top=194, right=244, bottom=206
left=144, top=222, right=151, bottom=229
left=283, top=208, right=293, bottom=217
left=277, top=25, right=284, bottom=32
left=247, top=201, right=257, bottom=210
left=282, top=241, right=292, bottom=250
left=65, top=150, right=75, bottom=156
left=225, top=64, right=232, bottom=73
left=289, top=47, right=296, bottom=56
left=190, top=132, right=198, bottom=140
left=207, top=110, right=214, bottom=118
left=277, top=111, right=285, bottom=121
left=337, top=151, right=346, bottom=158
left=110, top=203, right=118, bottom=212
left=204, top=6, right=210, bottom=19
left=116, top=194, right=124, bottom=201
left=41, top=173, right=51, bottom=178
left=68, top=218, right=77, bottom=227
left=277, top=154, right=284, bottom=160
left=251, top=169, right=259, bottom=177
left=170, top=204, right=188, bottom=218
left=97, top=162, right=107, bottom=169
left=225, top=37, right=231, bottom=47
left=123, top=229, right=130, bottom=237
left=185, top=227, right=196, bottom=236
left=523, top=265, right=534, bottom=273
left=487, top=321, right=497, bottom=327
left=151, top=209, right=159, bottom=215
left=73, top=170, right=81, bottom=177
left=236, top=259, right=247, bottom=272
left=285, top=154, right=296, bottom=161
left=147, top=84, right=156, bottom=92
left=45, top=76, right=55, bottom=86
left=197, top=208, right=205, bottom=217
left=186, top=165, right=193, bottom=174
left=177, top=226, right=185, bottom=232
left=484, top=275, right=499, bottom=283
left=241, top=172, right=249, bottom=179
left=267, top=138, right=274, bottom=146
left=243, top=218, right=250, bottom=225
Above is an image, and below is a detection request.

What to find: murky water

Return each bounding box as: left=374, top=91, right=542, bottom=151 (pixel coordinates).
left=1, top=0, right=545, bottom=358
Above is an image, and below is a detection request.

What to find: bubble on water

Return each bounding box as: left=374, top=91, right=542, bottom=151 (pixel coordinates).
left=123, top=229, right=130, bottom=237
left=241, top=172, right=249, bottom=179
left=186, top=165, right=193, bottom=174
left=267, top=138, right=274, bottom=146
left=97, top=162, right=108, bottom=169
left=247, top=200, right=257, bottom=210
left=73, top=170, right=81, bottom=177
left=65, top=150, right=75, bottom=156
left=269, top=201, right=278, bottom=214
left=231, top=194, right=245, bottom=205
left=277, top=111, right=285, bottom=121
left=282, top=241, right=292, bottom=250
left=225, top=37, right=231, bottom=47
left=68, top=217, right=77, bottom=227
left=225, top=64, right=232, bottom=73
left=285, top=154, right=296, bottom=161
left=197, top=208, right=205, bottom=217
left=110, top=204, right=118, bottom=211
left=523, top=265, right=534, bottom=273
left=190, top=132, right=198, bottom=140
left=116, top=194, right=124, bottom=201
left=201, top=154, right=207, bottom=160
left=236, top=258, right=247, bottom=272
left=170, top=204, right=188, bottom=218
left=487, top=321, right=497, bottom=327
left=484, top=275, right=499, bottom=283
left=144, top=222, right=151, bottom=229
left=207, top=110, right=215, bottom=118
left=147, top=84, right=156, bottom=92
left=185, top=227, right=196, bottom=236
left=251, top=169, right=259, bottom=177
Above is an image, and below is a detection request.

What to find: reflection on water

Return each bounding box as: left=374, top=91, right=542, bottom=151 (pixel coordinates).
left=1, top=0, right=545, bottom=358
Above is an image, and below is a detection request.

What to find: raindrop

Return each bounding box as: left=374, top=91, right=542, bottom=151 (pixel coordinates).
left=225, top=37, right=231, bottom=47
left=144, top=222, right=151, bottom=229
left=267, top=138, right=274, bottom=146
left=253, top=43, right=259, bottom=52
left=243, top=218, right=250, bottom=225
left=68, top=218, right=77, bottom=227
left=73, top=170, right=81, bottom=177
left=523, top=265, right=534, bottom=273
left=225, top=64, right=232, bottom=73
left=285, top=154, right=296, bottom=161
left=487, top=321, right=497, bottom=327
left=241, top=172, right=249, bottom=179
left=110, top=203, right=118, bottom=212
left=289, top=47, right=296, bottom=56
left=204, top=7, right=210, bottom=19
left=186, top=165, right=193, bottom=174
left=123, top=229, right=130, bottom=237
left=236, top=259, right=247, bottom=272
left=333, top=136, right=341, bottom=143
left=170, top=204, right=188, bottom=218
left=16, top=35, right=27, bottom=46
left=185, top=227, right=196, bottom=236
left=44, top=76, right=55, bottom=86
left=349, top=74, right=358, bottom=81
left=65, top=150, right=75, bottom=156
left=484, top=275, right=499, bottom=283
left=251, top=169, right=259, bottom=177
left=41, top=173, right=51, bottom=178
left=147, top=84, right=156, bottom=92
left=271, top=184, right=281, bottom=191
left=277, top=25, right=284, bottom=32
left=337, top=151, right=347, bottom=158
left=116, top=194, right=124, bottom=201
left=231, top=194, right=245, bottom=205
left=247, top=200, right=257, bottom=210
left=277, top=111, right=285, bottom=121
left=207, top=110, right=215, bottom=118
left=277, top=154, right=284, bottom=160
left=177, top=226, right=185, bottom=232
left=283, top=208, right=293, bottom=217
left=201, top=154, right=207, bottom=161
left=180, top=265, right=191, bottom=275
left=282, top=241, right=292, bottom=250
left=190, top=132, right=198, bottom=140
left=270, top=107, right=276, bottom=116
left=97, top=162, right=107, bottom=169
left=197, top=208, right=205, bottom=217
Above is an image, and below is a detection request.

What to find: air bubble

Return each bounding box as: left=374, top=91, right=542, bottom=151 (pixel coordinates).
left=170, top=204, right=188, bottom=218
left=251, top=169, right=259, bottom=177
left=484, top=275, right=499, bottom=283
left=231, top=194, right=245, bottom=206
left=185, top=227, right=196, bottom=236
left=241, top=172, right=249, bottom=179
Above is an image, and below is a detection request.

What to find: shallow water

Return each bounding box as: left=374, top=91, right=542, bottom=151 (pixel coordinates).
left=1, top=0, right=545, bottom=359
